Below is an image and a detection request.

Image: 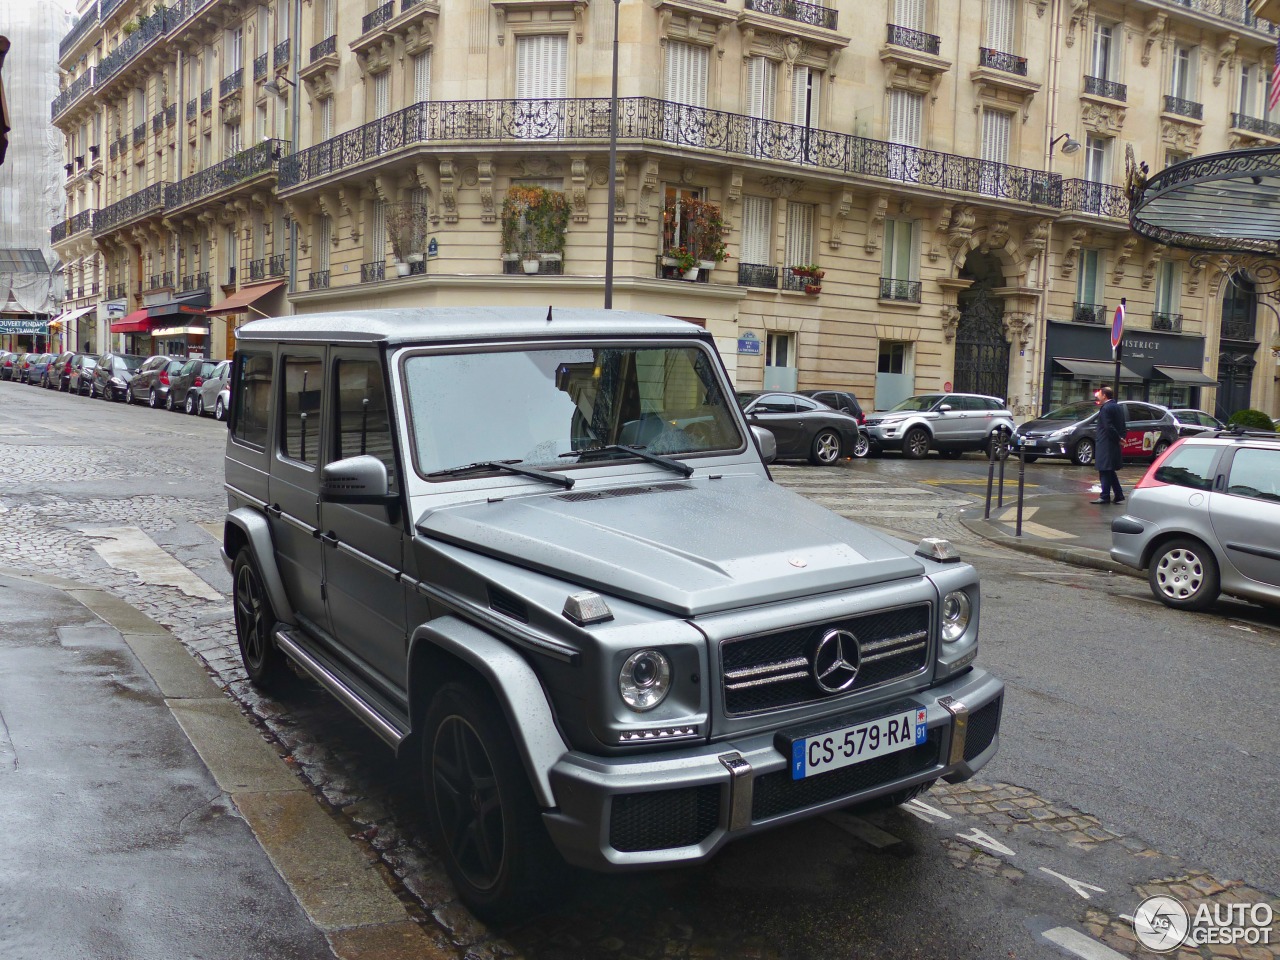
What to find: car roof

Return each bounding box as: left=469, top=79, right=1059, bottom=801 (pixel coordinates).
left=236, top=307, right=708, bottom=345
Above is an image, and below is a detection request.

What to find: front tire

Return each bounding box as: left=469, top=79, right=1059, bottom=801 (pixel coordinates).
left=1072, top=437, right=1095, bottom=466
left=423, top=681, right=561, bottom=922
left=215, top=397, right=226, bottom=421
left=185, top=392, right=197, bottom=415
left=809, top=429, right=842, bottom=465
left=1148, top=538, right=1220, bottom=611
left=902, top=427, right=931, bottom=460
left=232, top=550, right=287, bottom=689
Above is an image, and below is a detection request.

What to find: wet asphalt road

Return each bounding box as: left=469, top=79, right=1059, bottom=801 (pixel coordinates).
left=0, top=381, right=1275, bottom=960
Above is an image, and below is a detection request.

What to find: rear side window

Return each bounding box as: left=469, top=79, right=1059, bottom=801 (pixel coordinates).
left=334, top=358, right=396, bottom=492
left=167, top=360, right=183, bottom=373
left=1153, top=445, right=1218, bottom=490
left=1226, top=448, right=1280, bottom=502
left=281, top=355, right=323, bottom=464
left=232, top=352, right=273, bottom=449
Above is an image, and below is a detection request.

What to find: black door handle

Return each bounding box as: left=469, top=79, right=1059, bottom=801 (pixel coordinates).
left=266, top=503, right=282, bottom=518
left=319, top=531, right=339, bottom=547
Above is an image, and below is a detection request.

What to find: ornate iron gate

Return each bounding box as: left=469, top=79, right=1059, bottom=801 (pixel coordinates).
left=953, top=290, right=1009, bottom=400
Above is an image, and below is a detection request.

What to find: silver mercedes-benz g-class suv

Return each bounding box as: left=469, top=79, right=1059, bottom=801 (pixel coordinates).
left=222, top=307, right=1004, bottom=919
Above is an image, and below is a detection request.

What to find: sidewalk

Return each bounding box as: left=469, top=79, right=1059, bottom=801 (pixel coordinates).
left=0, top=568, right=441, bottom=960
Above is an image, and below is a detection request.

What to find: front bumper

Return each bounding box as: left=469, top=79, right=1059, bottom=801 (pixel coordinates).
left=863, top=423, right=907, bottom=450
left=543, top=666, right=1004, bottom=871
left=1012, top=436, right=1070, bottom=458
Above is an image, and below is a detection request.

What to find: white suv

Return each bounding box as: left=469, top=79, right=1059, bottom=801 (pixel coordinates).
left=862, top=393, right=1015, bottom=459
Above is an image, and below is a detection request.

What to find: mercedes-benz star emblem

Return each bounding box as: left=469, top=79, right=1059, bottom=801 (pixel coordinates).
left=812, top=629, right=861, bottom=693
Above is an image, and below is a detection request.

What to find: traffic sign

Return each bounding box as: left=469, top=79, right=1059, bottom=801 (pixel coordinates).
left=1111, top=303, right=1125, bottom=350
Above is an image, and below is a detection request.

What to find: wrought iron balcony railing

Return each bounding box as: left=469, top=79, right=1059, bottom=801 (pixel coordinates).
left=96, top=8, right=168, bottom=87
left=1157, top=0, right=1280, bottom=38
left=147, top=271, right=174, bottom=290
left=201, top=88, right=213, bottom=113
left=51, top=210, right=94, bottom=245
left=501, top=258, right=562, bottom=275
left=362, top=1, right=394, bottom=34
left=165, top=139, right=290, bottom=210
left=254, top=53, right=268, bottom=82
left=738, top=262, right=779, bottom=288
left=152, top=113, right=165, bottom=134
left=886, top=23, right=941, bottom=55
left=1083, top=75, right=1126, bottom=101
left=132, top=123, right=147, bottom=146
left=220, top=68, right=244, bottom=98
left=311, top=35, right=337, bottom=62
left=106, top=281, right=127, bottom=300
left=1220, top=317, right=1256, bottom=341
left=94, top=181, right=169, bottom=236
left=269, top=253, right=287, bottom=276
left=279, top=96, right=1064, bottom=207
left=1152, top=310, right=1183, bottom=333
left=274, top=39, right=291, bottom=70
left=186, top=97, right=197, bottom=121
left=113, top=134, right=129, bottom=156
left=1163, top=95, right=1203, bottom=120
left=402, top=0, right=428, bottom=11
left=249, top=258, right=266, bottom=281
left=361, top=261, right=385, bottom=282
left=180, top=272, right=210, bottom=292
left=978, top=47, right=1028, bottom=76
left=309, top=270, right=330, bottom=290
left=1072, top=301, right=1106, bottom=325
left=880, top=277, right=922, bottom=302
left=165, top=102, right=177, bottom=126
left=52, top=68, right=95, bottom=121
left=60, top=2, right=99, bottom=60
left=743, top=0, right=837, bottom=31
left=781, top=266, right=813, bottom=292
left=1230, top=112, right=1280, bottom=138
left=1060, top=178, right=1129, bottom=218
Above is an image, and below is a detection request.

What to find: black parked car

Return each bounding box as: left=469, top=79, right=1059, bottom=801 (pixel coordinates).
left=91, top=352, right=146, bottom=400
left=48, top=351, right=78, bottom=391
left=0, top=351, right=17, bottom=380
left=168, top=357, right=219, bottom=412
left=797, top=389, right=867, bottom=456
left=1012, top=399, right=1180, bottom=465
left=69, top=356, right=98, bottom=395
left=736, top=390, right=860, bottom=465
left=127, top=354, right=183, bottom=408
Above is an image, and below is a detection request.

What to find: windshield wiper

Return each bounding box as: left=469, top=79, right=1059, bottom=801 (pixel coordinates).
left=425, top=459, right=574, bottom=489
left=560, top=444, right=693, bottom=478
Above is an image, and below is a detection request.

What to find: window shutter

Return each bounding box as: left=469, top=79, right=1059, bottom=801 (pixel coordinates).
left=893, top=0, right=925, bottom=31
left=413, top=50, right=432, bottom=103
left=316, top=216, right=330, bottom=271
left=516, top=35, right=568, bottom=99
left=792, top=67, right=820, bottom=126
left=372, top=202, right=387, bottom=260
left=981, top=109, right=1010, bottom=163
left=784, top=202, right=814, bottom=267
left=747, top=56, right=777, bottom=120
left=665, top=41, right=708, bottom=107
left=985, top=0, right=1014, bottom=52
left=323, top=0, right=335, bottom=38
left=1077, top=249, right=1098, bottom=303
left=321, top=97, right=333, bottom=139
left=741, top=196, right=772, bottom=265
left=1091, top=23, right=1111, bottom=79
left=888, top=89, right=922, bottom=145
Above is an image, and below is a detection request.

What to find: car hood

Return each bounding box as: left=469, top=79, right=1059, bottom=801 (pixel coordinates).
left=416, top=474, right=925, bottom=617
left=1016, top=414, right=1093, bottom=436
left=863, top=411, right=914, bottom=425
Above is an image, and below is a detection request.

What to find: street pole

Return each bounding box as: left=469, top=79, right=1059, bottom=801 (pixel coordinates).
left=603, top=0, right=619, bottom=309
left=287, top=0, right=301, bottom=314
left=1113, top=296, right=1125, bottom=398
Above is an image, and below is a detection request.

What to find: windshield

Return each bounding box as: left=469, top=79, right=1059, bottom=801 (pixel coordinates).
left=886, top=395, right=944, bottom=413
left=404, top=343, right=742, bottom=476
left=1040, top=400, right=1097, bottom=421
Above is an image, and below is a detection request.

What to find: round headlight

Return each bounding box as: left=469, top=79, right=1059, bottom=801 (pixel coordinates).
left=941, top=591, right=972, bottom=643
left=619, top=650, right=671, bottom=712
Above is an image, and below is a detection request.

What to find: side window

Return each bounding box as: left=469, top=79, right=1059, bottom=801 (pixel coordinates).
left=333, top=358, right=396, bottom=492
left=1153, top=444, right=1217, bottom=490
left=1226, top=448, right=1280, bottom=502
left=757, top=394, right=796, bottom=414
left=232, top=352, right=273, bottom=449
left=280, top=355, right=324, bottom=465
left=793, top=397, right=820, bottom=412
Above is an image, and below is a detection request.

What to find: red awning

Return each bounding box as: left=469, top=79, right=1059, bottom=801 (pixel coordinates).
left=111, top=309, right=153, bottom=334
left=205, top=280, right=286, bottom=316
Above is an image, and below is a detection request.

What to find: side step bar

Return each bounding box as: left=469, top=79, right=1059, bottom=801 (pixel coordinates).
left=274, top=628, right=406, bottom=749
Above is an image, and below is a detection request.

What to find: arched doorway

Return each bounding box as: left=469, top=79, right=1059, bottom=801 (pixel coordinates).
left=954, top=251, right=1009, bottom=400
left=1216, top=272, right=1258, bottom=420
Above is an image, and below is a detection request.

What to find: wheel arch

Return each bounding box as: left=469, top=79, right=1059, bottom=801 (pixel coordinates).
left=224, top=508, right=297, bottom=626
left=1139, top=529, right=1220, bottom=572
left=407, top=616, right=567, bottom=808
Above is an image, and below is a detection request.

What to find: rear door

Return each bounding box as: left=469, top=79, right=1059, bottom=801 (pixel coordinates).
left=1210, top=445, right=1280, bottom=590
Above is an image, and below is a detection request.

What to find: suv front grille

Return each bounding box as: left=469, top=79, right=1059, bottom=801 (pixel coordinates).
left=720, top=605, right=931, bottom=715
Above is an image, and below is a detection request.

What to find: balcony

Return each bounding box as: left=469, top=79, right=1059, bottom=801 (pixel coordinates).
left=278, top=96, right=1063, bottom=207
left=274, top=39, right=291, bottom=71
left=269, top=254, right=287, bottom=276
left=309, top=270, right=330, bottom=290
left=885, top=23, right=941, bottom=55
left=52, top=68, right=96, bottom=122
left=1072, top=302, right=1106, bottom=325
left=186, top=97, right=197, bottom=122
left=1230, top=112, right=1280, bottom=139
left=165, top=139, right=291, bottom=211
left=1060, top=179, right=1129, bottom=219
left=1220, top=317, right=1257, bottom=341
left=310, top=35, right=338, bottom=62
left=501, top=258, right=561, bottom=275
left=132, top=123, right=147, bottom=147
left=165, top=103, right=177, bottom=126
left=147, top=271, right=175, bottom=291
left=59, top=2, right=99, bottom=61
left=977, top=47, right=1027, bottom=76
left=51, top=210, right=95, bottom=246
left=1163, top=95, right=1203, bottom=120
left=248, top=258, right=266, bottom=281
left=655, top=256, right=710, bottom=283
left=219, top=68, right=244, bottom=99
left=94, top=182, right=169, bottom=236
left=106, top=281, right=128, bottom=300
left=880, top=277, right=922, bottom=302
left=201, top=88, right=213, bottom=113
left=1083, top=75, right=1126, bottom=101
left=152, top=112, right=165, bottom=135
left=361, top=261, right=386, bottom=282
left=742, top=0, right=837, bottom=31
left=1146, top=0, right=1279, bottom=38
left=738, top=262, right=779, bottom=288
left=180, top=272, right=210, bottom=293
left=1152, top=310, right=1183, bottom=333
left=96, top=8, right=170, bottom=89
left=254, top=53, right=268, bottom=82
left=362, top=1, right=395, bottom=35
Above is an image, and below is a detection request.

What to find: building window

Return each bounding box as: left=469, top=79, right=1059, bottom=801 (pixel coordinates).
left=320, top=97, right=333, bottom=140
left=665, top=40, right=709, bottom=107
left=740, top=196, right=773, bottom=267
left=784, top=201, right=814, bottom=270
left=892, top=0, right=925, bottom=31
left=878, top=341, right=907, bottom=374
left=227, top=26, right=243, bottom=74
left=369, top=201, right=387, bottom=264
left=1165, top=149, right=1190, bottom=168
left=1154, top=261, right=1180, bottom=317
left=981, top=109, right=1010, bottom=164
left=225, top=225, right=238, bottom=285
left=747, top=55, right=777, bottom=120
left=882, top=218, right=919, bottom=300
left=1076, top=249, right=1101, bottom=320
left=1084, top=135, right=1109, bottom=182
left=766, top=332, right=793, bottom=368
left=662, top=185, right=704, bottom=250
left=1238, top=64, right=1256, bottom=117
left=515, top=35, right=567, bottom=99
left=321, top=0, right=335, bottom=38
left=985, top=0, right=1015, bottom=54
left=316, top=216, right=331, bottom=272
left=1171, top=44, right=1195, bottom=99
left=1091, top=22, right=1114, bottom=80
left=792, top=66, right=821, bottom=127
left=888, top=89, right=923, bottom=146
left=224, top=121, right=242, bottom=157
left=374, top=71, right=390, bottom=118
left=412, top=50, right=432, bottom=103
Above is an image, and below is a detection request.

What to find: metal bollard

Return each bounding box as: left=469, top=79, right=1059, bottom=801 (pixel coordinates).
left=1015, top=448, right=1027, bottom=537
left=996, top=438, right=1007, bottom=509
left=983, top=440, right=997, bottom=519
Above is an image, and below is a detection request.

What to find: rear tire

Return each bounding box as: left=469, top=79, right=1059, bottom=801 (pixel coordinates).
left=215, top=397, right=226, bottom=421
left=1152, top=439, right=1171, bottom=458
left=196, top=395, right=205, bottom=417
left=232, top=550, right=288, bottom=689
left=148, top=388, right=160, bottom=409
left=1148, top=537, right=1220, bottom=611
left=185, top=392, right=196, bottom=415
left=902, top=427, right=931, bottom=460
left=809, top=429, right=843, bottom=465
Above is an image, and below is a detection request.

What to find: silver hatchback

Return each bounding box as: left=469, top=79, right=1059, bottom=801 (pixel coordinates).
left=1110, top=432, right=1280, bottom=611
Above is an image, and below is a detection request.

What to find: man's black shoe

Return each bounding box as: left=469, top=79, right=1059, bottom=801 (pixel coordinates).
left=1090, top=498, right=1112, bottom=504
left=1113, top=497, right=1125, bottom=504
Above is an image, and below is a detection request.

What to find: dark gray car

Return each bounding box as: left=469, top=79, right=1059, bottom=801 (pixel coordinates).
left=91, top=352, right=146, bottom=400
left=736, top=391, right=860, bottom=465
left=128, top=354, right=184, bottom=408
left=171, top=357, right=220, bottom=413
left=1013, top=399, right=1180, bottom=466
left=222, top=308, right=1004, bottom=921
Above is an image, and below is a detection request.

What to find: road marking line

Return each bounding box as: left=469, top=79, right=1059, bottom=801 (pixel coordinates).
left=995, top=505, right=1037, bottom=521
left=1041, top=927, right=1128, bottom=960
left=822, top=811, right=903, bottom=849
left=198, top=520, right=223, bottom=542
left=902, top=798, right=951, bottom=822
left=922, top=478, right=1040, bottom=487
left=999, top=520, right=1078, bottom=541
left=77, top=525, right=222, bottom=600
left=955, top=827, right=1016, bottom=857
left=1039, top=867, right=1105, bottom=899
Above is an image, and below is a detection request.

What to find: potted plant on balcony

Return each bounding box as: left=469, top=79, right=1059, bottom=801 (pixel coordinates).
left=663, top=196, right=727, bottom=280
left=501, top=185, right=570, bottom=276
left=790, top=263, right=825, bottom=280
left=386, top=201, right=430, bottom=277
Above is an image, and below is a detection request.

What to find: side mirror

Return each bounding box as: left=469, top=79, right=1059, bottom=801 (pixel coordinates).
left=750, top=425, right=777, bottom=465
left=320, top=455, right=391, bottom=503
left=938, top=403, right=953, bottom=412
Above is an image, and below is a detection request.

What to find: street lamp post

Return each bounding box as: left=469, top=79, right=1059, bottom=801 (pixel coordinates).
left=604, top=0, right=620, bottom=309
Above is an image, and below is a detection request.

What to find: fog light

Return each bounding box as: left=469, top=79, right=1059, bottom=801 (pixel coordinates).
left=619, top=650, right=671, bottom=712
left=941, top=591, right=971, bottom=642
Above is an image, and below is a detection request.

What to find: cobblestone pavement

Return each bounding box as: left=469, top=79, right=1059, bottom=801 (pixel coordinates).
left=0, top=386, right=1274, bottom=960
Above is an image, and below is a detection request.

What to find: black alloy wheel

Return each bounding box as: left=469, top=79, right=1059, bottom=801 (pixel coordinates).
left=232, top=549, right=287, bottom=689
left=902, top=426, right=932, bottom=460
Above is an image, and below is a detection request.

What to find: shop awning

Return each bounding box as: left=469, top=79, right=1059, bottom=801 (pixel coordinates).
left=48, top=304, right=97, bottom=330
left=1053, top=358, right=1143, bottom=382
left=205, top=280, right=286, bottom=316
left=151, top=325, right=210, bottom=337
left=111, top=309, right=153, bottom=334
left=1153, top=365, right=1218, bottom=385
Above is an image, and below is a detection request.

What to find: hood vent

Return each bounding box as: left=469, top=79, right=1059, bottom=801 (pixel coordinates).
left=487, top=586, right=529, bottom=623
left=554, top=482, right=690, bottom=503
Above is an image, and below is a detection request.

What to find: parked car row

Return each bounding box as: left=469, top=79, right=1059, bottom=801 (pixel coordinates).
left=0, top=349, right=231, bottom=420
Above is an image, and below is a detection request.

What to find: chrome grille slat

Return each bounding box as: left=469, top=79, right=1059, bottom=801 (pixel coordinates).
left=862, top=641, right=927, bottom=664
left=860, top=630, right=928, bottom=653
left=724, top=657, right=808, bottom=681
left=725, top=670, right=810, bottom=690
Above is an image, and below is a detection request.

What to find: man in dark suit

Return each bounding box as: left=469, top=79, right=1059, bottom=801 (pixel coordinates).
left=1091, top=385, right=1126, bottom=504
